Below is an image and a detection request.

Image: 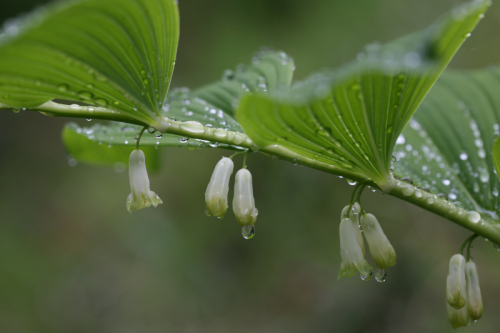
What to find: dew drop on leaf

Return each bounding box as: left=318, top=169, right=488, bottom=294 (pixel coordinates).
left=78, top=91, right=93, bottom=100
left=58, top=84, right=69, bottom=92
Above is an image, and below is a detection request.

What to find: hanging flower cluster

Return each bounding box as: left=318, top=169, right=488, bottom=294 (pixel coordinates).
left=338, top=201, right=396, bottom=282
left=446, top=253, right=483, bottom=329
left=205, top=154, right=258, bottom=239
left=124, top=138, right=485, bottom=329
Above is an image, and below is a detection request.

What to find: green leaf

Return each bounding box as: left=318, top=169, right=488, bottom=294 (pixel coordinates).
left=62, top=123, right=160, bottom=171
left=394, top=68, right=500, bottom=219
left=0, top=0, right=179, bottom=128
left=62, top=50, right=296, bottom=162
left=236, top=0, right=489, bottom=189
left=160, top=50, right=296, bottom=131
left=191, top=50, right=295, bottom=115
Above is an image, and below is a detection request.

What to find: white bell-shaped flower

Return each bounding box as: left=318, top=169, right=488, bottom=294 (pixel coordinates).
left=126, top=149, right=163, bottom=212
left=447, top=303, right=470, bottom=329
left=341, top=203, right=365, bottom=256
left=338, top=217, right=373, bottom=281
left=465, top=261, right=483, bottom=320
left=359, top=213, right=396, bottom=269
left=233, top=168, right=258, bottom=239
left=205, top=157, right=234, bottom=219
left=446, top=254, right=467, bottom=309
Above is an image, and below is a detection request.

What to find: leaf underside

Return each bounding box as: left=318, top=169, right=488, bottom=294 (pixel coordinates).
left=395, top=69, right=500, bottom=219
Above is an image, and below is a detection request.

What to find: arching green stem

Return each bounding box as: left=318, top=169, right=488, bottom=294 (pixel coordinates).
left=7, top=104, right=500, bottom=246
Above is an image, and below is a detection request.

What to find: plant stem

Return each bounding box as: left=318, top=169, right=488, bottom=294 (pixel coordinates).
left=459, top=234, right=478, bottom=255
left=467, top=234, right=479, bottom=261
left=228, top=151, right=247, bottom=160
left=387, top=178, right=500, bottom=246
left=136, top=127, right=147, bottom=149
left=9, top=103, right=500, bottom=245
left=242, top=151, right=249, bottom=169
left=1, top=101, right=145, bottom=125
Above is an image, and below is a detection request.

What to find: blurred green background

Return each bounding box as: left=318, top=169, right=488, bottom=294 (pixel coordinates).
left=1, top=0, right=499, bottom=332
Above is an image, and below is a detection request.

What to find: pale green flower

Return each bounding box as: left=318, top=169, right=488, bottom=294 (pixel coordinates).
left=465, top=261, right=483, bottom=320
left=205, top=157, right=234, bottom=219
left=233, top=168, right=258, bottom=239
left=338, top=217, right=373, bottom=281
left=359, top=213, right=396, bottom=269
left=341, top=203, right=365, bottom=256
left=446, top=254, right=467, bottom=309
left=126, top=149, right=162, bottom=212
left=447, top=302, right=470, bottom=329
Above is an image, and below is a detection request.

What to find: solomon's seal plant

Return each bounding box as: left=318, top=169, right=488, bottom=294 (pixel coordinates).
left=1, top=0, right=499, bottom=327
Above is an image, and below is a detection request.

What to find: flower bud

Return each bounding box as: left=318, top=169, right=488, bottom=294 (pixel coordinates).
left=233, top=169, right=258, bottom=237
left=447, top=303, right=470, bottom=329
left=341, top=203, right=365, bottom=256
left=338, top=218, right=373, bottom=281
left=446, top=254, right=467, bottom=309
left=126, top=149, right=163, bottom=212
left=359, top=213, right=396, bottom=269
left=465, top=261, right=483, bottom=320
left=205, top=157, right=234, bottom=219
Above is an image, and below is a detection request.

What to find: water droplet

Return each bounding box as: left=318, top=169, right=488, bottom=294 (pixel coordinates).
left=402, top=185, right=415, bottom=196
left=401, top=177, right=413, bottom=184
left=148, top=127, right=156, bottom=134
left=78, top=91, right=93, bottom=100
left=222, top=69, right=234, bottom=81
left=86, top=118, right=92, bottom=121
left=346, top=179, right=357, bottom=186
left=479, top=168, right=490, bottom=183
left=241, top=225, right=255, bottom=239
left=415, top=189, right=423, bottom=198
left=178, top=136, right=189, bottom=143
left=467, top=211, right=481, bottom=223
left=95, top=98, right=108, bottom=106
left=233, top=134, right=244, bottom=145
left=214, top=128, right=227, bottom=139
left=67, top=155, right=77, bottom=167
left=58, top=84, right=69, bottom=92
left=459, top=151, right=468, bottom=161
left=180, top=121, right=205, bottom=134
left=375, top=268, right=387, bottom=282
left=155, top=133, right=163, bottom=139
left=12, top=109, right=20, bottom=113
left=426, top=196, right=435, bottom=204
left=442, top=179, right=451, bottom=186
left=205, top=209, right=212, bottom=217
left=360, top=270, right=373, bottom=281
